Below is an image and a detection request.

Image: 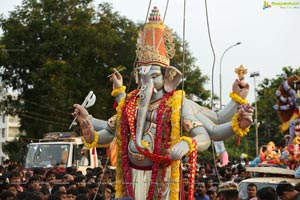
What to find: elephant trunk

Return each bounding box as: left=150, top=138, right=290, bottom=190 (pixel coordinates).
left=135, top=85, right=154, bottom=150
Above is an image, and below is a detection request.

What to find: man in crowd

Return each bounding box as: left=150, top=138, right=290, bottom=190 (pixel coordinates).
left=207, top=187, right=217, bottom=200
left=257, top=187, right=278, bottom=200
left=194, top=181, right=210, bottom=200
left=246, top=183, right=257, bottom=200
left=217, top=182, right=239, bottom=200
left=276, top=181, right=300, bottom=200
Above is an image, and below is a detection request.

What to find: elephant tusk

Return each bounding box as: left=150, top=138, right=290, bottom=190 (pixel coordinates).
left=153, top=88, right=157, bottom=93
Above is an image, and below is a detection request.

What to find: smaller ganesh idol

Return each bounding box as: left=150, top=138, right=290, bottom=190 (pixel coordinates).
left=250, top=141, right=281, bottom=167
left=260, top=141, right=281, bottom=165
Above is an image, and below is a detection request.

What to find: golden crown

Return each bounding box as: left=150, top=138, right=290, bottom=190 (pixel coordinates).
left=136, top=7, right=175, bottom=67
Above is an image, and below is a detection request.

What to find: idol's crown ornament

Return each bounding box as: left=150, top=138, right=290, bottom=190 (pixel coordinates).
left=136, top=6, right=175, bottom=67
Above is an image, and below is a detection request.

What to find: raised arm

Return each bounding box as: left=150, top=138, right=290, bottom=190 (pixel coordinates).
left=72, top=104, right=115, bottom=145
left=110, top=68, right=126, bottom=104
left=200, top=78, right=250, bottom=124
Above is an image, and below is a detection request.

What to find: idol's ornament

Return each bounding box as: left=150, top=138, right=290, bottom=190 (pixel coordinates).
left=274, top=73, right=300, bottom=169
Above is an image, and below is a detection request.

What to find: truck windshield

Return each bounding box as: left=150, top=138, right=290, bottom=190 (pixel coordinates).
left=25, top=143, right=70, bottom=168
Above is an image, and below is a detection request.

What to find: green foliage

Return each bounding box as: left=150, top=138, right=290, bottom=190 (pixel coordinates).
left=2, top=136, right=28, bottom=162
left=225, top=135, right=252, bottom=159
left=0, top=0, right=209, bottom=139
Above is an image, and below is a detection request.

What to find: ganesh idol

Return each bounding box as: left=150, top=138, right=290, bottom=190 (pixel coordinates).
left=72, top=7, right=253, bottom=200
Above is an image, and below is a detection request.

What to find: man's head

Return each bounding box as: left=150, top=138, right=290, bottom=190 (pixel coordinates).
left=257, top=186, right=278, bottom=200
left=67, top=188, right=78, bottom=200
left=238, top=168, right=247, bottom=179
left=87, top=182, right=99, bottom=194
left=74, top=175, right=86, bottom=188
left=8, top=171, right=21, bottom=184
left=62, top=174, right=74, bottom=183
left=104, top=184, right=116, bottom=200
left=247, top=183, right=257, bottom=199
left=27, top=176, right=42, bottom=192
left=45, top=170, right=56, bottom=181
left=207, top=187, right=217, bottom=200
left=276, top=181, right=298, bottom=200
left=7, top=184, right=18, bottom=197
left=195, top=181, right=207, bottom=197
left=217, top=182, right=238, bottom=200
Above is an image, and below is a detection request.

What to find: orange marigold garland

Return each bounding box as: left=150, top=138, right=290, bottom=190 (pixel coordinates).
left=167, top=91, right=198, bottom=200
left=115, top=93, right=128, bottom=198
left=167, top=91, right=183, bottom=200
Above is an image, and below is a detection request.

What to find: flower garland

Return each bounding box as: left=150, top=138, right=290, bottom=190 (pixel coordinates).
left=114, top=89, right=197, bottom=200
left=146, top=93, right=170, bottom=200
left=179, top=136, right=196, bottom=154
left=231, top=113, right=250, bottom=137
left=111, top=86, right=126, bottom=97
left=166, top=91, right=198, bottom=200
left=169, top=137, right=197, bottom=200
left=126, top=93, right=173, bottom=164
left=120, top=101, right=134, bottom=198
left=187, top=139, right=197, bottom=200
left=166, top=91, right=183, bottom=200
left=229, top=92, right=248, bottom=105
left=82, top=131, right=99, bottom=149
left=125, top=91, right=173, bottom=200
left=115, top=95, right=126, bottom=198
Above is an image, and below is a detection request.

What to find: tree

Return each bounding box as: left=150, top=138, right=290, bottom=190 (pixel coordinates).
left=0, top=0, right=209, bottom=139
left=2, top=136, right=28, bottom=162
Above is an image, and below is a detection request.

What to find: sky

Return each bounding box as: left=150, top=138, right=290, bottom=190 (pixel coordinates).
left=1, top=0, right=300, bottom=106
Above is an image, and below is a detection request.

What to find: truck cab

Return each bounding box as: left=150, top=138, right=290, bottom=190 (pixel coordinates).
left=238, top=166, right=298, bottom=200
left=24, top=132, right=98, bottom=174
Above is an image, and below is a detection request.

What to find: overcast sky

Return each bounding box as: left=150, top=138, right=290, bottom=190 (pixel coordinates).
left=1, top=0, right=300, bottom=105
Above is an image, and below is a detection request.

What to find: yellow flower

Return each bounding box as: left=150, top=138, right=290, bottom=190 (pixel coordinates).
left=231, top=113, right=250, bottom=137
left=83, top=131, right=99, bottom=149
left=229, top=92, right=248, bottom=105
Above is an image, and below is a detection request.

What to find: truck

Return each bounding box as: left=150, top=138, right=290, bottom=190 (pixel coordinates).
left=24, top=132, right=102, bottom=174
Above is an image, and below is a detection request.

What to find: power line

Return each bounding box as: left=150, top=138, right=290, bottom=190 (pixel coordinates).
left=22, top=98, right=70, bottom=115
left=18, top=113, right=68, bottom=127
left=22, top=110, right=71, bottom=123
left=0, top=49, right=25, bottom=52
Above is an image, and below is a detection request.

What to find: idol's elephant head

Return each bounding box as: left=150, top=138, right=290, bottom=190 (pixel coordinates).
left=134, top=65, right=182, bottom=149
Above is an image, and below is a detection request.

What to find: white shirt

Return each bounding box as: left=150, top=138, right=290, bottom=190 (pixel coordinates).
left=79, top=156, right=89, bottom=166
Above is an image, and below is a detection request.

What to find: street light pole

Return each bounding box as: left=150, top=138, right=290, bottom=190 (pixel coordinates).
left=250, top=71, right=260, bottom=156
left=219, top=42, right=241, bottom=109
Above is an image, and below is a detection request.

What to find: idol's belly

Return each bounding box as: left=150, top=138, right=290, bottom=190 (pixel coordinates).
left=128, top=121, right=157, bottom=167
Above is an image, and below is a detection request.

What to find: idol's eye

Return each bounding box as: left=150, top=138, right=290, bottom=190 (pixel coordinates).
left=151, top=73, right=160, bottom=79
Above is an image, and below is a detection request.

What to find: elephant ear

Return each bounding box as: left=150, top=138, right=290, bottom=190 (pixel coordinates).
left=164, top=66, right=182, bottom=92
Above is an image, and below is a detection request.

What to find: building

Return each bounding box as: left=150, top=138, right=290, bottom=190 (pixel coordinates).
left=0, top=114, right=25, bottom=164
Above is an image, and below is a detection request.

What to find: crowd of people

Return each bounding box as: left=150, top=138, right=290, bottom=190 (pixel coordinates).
left=0, top=155, right=299, bottom=200
left=0, top=159, right=117, bottom=200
